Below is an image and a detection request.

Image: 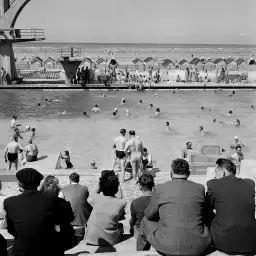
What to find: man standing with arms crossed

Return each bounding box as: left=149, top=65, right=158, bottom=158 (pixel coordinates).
left=112, top=129, right=128, bottom=182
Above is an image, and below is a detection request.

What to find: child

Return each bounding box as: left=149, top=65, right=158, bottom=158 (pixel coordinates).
left=61, top=150, right=73, bottom=169
left=90, top=160, right=97, bottom=169
left=18, top=149, right=27, bottom=167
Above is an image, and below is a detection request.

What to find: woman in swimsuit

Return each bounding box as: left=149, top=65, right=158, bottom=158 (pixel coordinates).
left=25, top=139, right=39, bottom=162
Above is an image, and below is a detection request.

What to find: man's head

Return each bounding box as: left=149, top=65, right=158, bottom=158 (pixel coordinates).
left=69, top=172, right=80, bottom=184
left=199, top=126, right=203, bottom=131
left=129, top=130, right=135, bottom=137
left=95, top=104, right=98, bottom=108
left=120, top=129, right=126, bottom=136
left=234, top=136, right=239, bottom=142
left=215, top=158, right=236, bottom=177
left=13, top=116, right=17, bottom=119
left=138, top=174, right=155, bottom=192
left=236, top=145, right=242, bottom=153
left=16, top=168, right=44, bottom=191
left=171, top=158, right=190, bottom=179
left=186, top=142, right=192, bottom=149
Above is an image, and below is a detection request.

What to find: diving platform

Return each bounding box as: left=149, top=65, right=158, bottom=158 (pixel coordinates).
left=0, top=0, right=45, bottom=80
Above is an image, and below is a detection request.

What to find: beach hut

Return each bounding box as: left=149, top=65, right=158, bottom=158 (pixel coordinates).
left=43, top=57, right=56, bottom=69
left=213, top=58, right=227, bottom=70
left=236, top=58, right=248, bottom=70
left=132, top=58, right=145, bottom=71
left=16, top=58, right=30, bottom=70
left=30, top=56, right=43, bottom=69
left=144, top=57, right=157, bottom=69
left=190, top=58, right=205, bottom=70
left=96, top=57, right=107, bottom=71
left=204, top=59, right=215, bottom=71
left=179, top=59, right=190, bottom=70
left=226, top=58, right=237, bottom=71
left=80, top=57, right=92, bottom=69
left=161, top=59, right=175, bottom=70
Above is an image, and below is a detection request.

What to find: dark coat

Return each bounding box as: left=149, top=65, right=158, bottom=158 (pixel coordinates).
left=4, top=190, right=62, bottom=256
left=144, top=179, right=212, bottom=255
left=0, top=233, right=7, bottom=256
left=206, top=176, right=256, bottom=254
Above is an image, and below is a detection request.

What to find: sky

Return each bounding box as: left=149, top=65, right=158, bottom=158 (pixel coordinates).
left=15, top=0, right=256, bottom=44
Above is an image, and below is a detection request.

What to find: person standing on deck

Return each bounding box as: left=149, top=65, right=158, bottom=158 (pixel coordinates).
left=112, top=129, right=128, bottom=182
left=124, top=130, right=144, bottom=182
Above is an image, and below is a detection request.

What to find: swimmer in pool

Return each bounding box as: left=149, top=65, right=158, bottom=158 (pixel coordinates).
left=148, top=104, right=154, bottom=110
left=102, top=94, right=106, bottom=97
left=91, top=104, right=102, bottom=112
left=38, top=103, right=41, bottom=106
left=152, top=108, right=165, bottom=117
left=200, top=106, right=211, bottom=111
left=199, top=126, right=211, bottom=136
left=221, top=110, right=233, bottom=116
left=251, top=105, right=255, bottom=109
left=61, top=109, right=67, bottom=114
left=165, top=122, right=171, bottom=131
left=83, top=112, right=90, bottom=118
left=120, top=98, right=126, bottom=105
left=214, top=118, right=240, bottom=127
left=45, top=98, right=53, bottom=103
left=137, top=100, right=143, bottom=106
left=126, top=109, right=131, bottom=117
left=53, top=99, right=63, bottom=102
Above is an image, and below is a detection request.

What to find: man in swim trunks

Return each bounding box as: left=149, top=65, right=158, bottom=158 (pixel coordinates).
left=91, top=104, right=102, bottom=112
left=124, top=130, right=143, bottom=182
left=4, top=136, right=23, bottom=171
left=112, top=129, right=128, bottom=182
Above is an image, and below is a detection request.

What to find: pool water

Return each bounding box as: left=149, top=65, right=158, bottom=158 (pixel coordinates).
left=0, top=89, right=256, bottom=172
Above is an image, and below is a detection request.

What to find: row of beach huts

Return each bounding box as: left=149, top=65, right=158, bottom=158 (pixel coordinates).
left=16, top=56, right=256, bottom=71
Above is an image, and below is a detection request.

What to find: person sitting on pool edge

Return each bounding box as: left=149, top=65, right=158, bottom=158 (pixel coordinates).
left=61, top=150, right=73, bottom=169
left=142, top=148, right=153, bottom=170
left=181, top=142, right=193, bottom=158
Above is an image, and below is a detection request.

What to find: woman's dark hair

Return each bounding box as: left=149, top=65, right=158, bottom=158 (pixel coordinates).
left=138, top=174, right=155, bottom=191
left=171, top=158, right=190, bottom=176
left=99, top=170, right=119, bottom=196
left=216, top=158, right=236, bottom=175
left=69, top=172, right=80, bottom=183
left=40, top=175, right=61, bottom=196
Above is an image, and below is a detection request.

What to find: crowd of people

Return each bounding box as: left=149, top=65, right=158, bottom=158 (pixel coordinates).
left=1, top=156, right=256, bottom=256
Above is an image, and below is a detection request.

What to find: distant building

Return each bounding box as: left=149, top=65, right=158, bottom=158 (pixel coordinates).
left=43, top=57, right=56, bottom=69
left=30, top=56, right=43, bottom=69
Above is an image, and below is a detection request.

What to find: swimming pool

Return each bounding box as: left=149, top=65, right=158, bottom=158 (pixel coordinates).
left=0, top=89, right=255, bottom=172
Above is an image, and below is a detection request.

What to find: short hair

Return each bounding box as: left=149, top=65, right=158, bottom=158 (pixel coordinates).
left=138, top=174, right=155, bottom=190
left=216, top=158, right=236, bottom=175
left=99, top=170, right=119, bottom=196
left=186, top=141, right=192, bottom=146
left=13, top=116, right=16, bottom=119
left=129, top=130, right=135, bottom=136
left=143, top=148, right=147, bottom=152
left=171, top=158, right=190, bottom=176
left=31, top=128, right=35, bottom=132
left=120, top=129, right=126, bottom=135
left=235, top=145, right=242, bottom=150
left=69, top=172, right=80, bottom=183
left=41, top=175, right=60, bottom=196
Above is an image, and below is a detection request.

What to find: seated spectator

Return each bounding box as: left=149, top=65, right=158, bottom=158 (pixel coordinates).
left=181, top=141, right=193, bottom=158
left=137, top=158, right=212, bottom=255
left=0, top=233, right=7, bottom=256
left=62, top=172, right=92, bottom=243
left=206, top=158, right=256, bottom=255
left=130, top=174, right=154, bottom=238
left=0, top=181, right=7, bottom=229
left=40, top=175, right=76, bottom=252
left=24, top=139, right=38, bottom=162
left=4, top=168, right=64, bottom=256
left=142, top=148, right=153, bottom=170
left=85, top=170, right=127, bottom=246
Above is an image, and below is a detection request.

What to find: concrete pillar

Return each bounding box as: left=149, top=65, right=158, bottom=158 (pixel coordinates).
left=0, top=41, right=18, bottom=80
left=59, top=58, right=82, bottom=83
